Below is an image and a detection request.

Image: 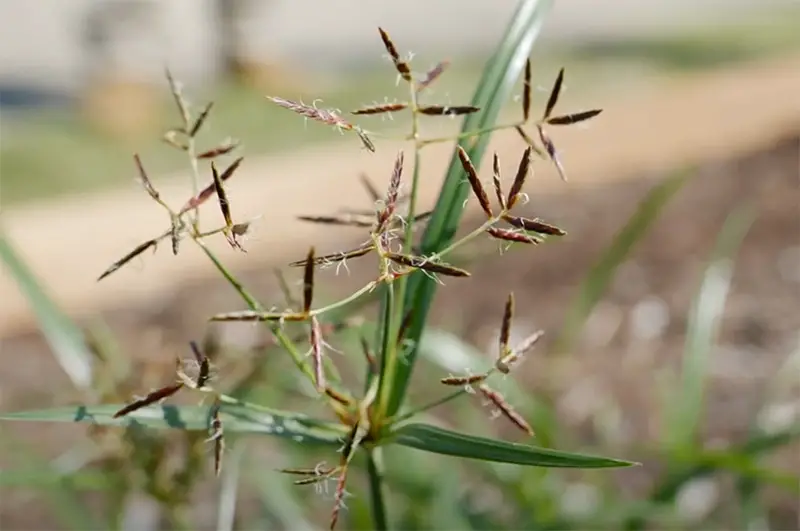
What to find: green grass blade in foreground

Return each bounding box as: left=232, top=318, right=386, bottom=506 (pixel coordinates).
left=555, top=170, right=689, bottom=354
left=0, top=404, right=346, bottom=445
left=388, top=0, right=555, bottom=418
left=0, top=233, right=93, bottom=390
left=664, top=205, right=755, bottom=452
left=390, top=423, right=636, bottom=468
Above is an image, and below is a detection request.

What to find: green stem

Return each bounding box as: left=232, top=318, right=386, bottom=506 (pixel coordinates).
left=417, top=121, right=522, bottom=147
left=366, top=449, right=389, bottom=530
left=390, top=388, right=467, bottom=426
left=309, top=281, right=378, bottom=317
left=193, top=239, right=316, bottom=385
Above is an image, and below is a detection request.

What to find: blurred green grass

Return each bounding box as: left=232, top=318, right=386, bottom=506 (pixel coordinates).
left=3, top=7, right=800, bottom=207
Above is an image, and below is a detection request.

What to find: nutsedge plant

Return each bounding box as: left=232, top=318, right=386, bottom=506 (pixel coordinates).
left=3, top=15, right=635, bottom=531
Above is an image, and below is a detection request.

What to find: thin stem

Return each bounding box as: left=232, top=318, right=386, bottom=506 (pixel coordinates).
left=309, top=281, right=378, bottom=317
left=417, top=121, right=523, bottom=147
left=366, top=449, right=389, bottom=530
left=185, top=135, right=202, bottom=229
left=375, top=280, right=395, bottom=421
left=390, top=388, right=468, bottom=426
left=192, top=238, right=317, bottom=385
left=376, top=78, right=423, bottom=423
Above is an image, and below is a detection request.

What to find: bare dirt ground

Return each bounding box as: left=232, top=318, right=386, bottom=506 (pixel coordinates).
left=1, top=54, right=799, bottom=528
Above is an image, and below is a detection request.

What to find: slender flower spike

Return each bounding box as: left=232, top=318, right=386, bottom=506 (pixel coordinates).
left=113, top=383, right=184, bottom=419
left=417, top=60, right=450, bottom=92
left=507, top=146, right=533, bottom=209
left=522, top=59, right=532, bottom=122
left=499, top=293, right=514, bottom=358
left=479, top=384, right=534, bottom=436
left=492, top=153, right=507, bottom=211
left=351, top=102, right=408, bottom=115
left=97, top=239, right=158, bottom=281
left=377, top=27, right=412, bottom=82
left=179, top=157, right=244, bottom=214
left=457, top=146, right=493, bottom=218
left=303, top=247, right=316, bottom=314
left=543, top=67, right=565, bottom=121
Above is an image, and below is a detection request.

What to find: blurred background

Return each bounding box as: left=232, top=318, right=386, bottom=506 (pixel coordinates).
left=1, top=0, right=799, bottom=529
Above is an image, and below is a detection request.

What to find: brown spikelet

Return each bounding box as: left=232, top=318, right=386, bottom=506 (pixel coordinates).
left=355, top=128, right=376, bottom=153
left=207, top=398, right=224, bottom=477
left=497, top=329, right=544, bottom=374
left=360, top=336, right=378, bottom=377
left=514, top=125, right=547, bottom=158
left=113, top=383, right=183, bottom=419
left=209, top=310, right=307, bottom=322
left=457, top=146, right=493, bottom=218
left=547, top=109, right=603, bottom=126
left=266, top=96, right=354, bottom=130
left=310, top=317, right=326, bottom=391
left=513, top=329, right=545, bottom=357
left=499, top=293, right=514, bottom=357
left=478, top=384, right=534, bottom=436
left=418, top=105, right=480, bottom=116
left=522, top=58, right=532, bottom=122
left=543, top=67, right=565, bottom=120
left=98, top=238, right=159, bottom=281
left=303, top=247, right=315, bottom=314
left=376, top=151, right=404, bottom=232
left=386, top=253, right=470, bottom=277
left=377, top=27, right=411, bottom=82
left=329, top=466, right=350, bottom=530
left=211, top=162, right=233, bottom=229
left=163, top=129, right=188, bottom=151
left=189, top=340, right=210, bottom=388
left=441, top=374, right=486, bottom=386
left=537, top=124, right=567, bottom=182
left=492, top=153, right=506, bottom=211
left=294, top=471, right=337, bottom=486
left=324, top=387, right=353, bottom=406
left=165, top=68, right=191, bottom=128
left=507, top=146, right=532, bottom=209
left=289, top=244, right=375, bottom=267
left=502, top=214, right=566, bottom=236
left=133, top=154, right=159, bottom=201
left=352, top=102, right=408, bottom=115
left=179, top=157, right=243, bottom=214
left=278, top=466, right=336, bottom=477
left=196, top=141, right=238, bottom=160
left=170, top=219, right=181, bottom=256
left=486, top=227, right=540, bottom=245
left=417, top=60, right=450, bottom=92
left=297, top=214, right=374, bottom=228
left=396, top=310, right=414, bottom=346
left=189, top=101, right=214, bottom=137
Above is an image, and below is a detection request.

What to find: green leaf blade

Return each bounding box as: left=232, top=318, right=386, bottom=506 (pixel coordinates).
left=388, top=0, right=555, bottom=418
left=390, top=423, right=636, bottom=468
left=0, top=233, right=93, bottom=390
left=0, top=404, right=346, bottom=445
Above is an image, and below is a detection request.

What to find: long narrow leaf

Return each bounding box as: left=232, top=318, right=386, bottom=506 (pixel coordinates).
left=0, top=234, right=93, bottom=390
left=390, top=423, right=635, bottom=468
left=664, top=205, right=755, bottom=451
left=555, top=169, right=689, bottom=354
left=389, top=0, right=555, bottom=418
left=0, top=404, right=346, bottom=445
